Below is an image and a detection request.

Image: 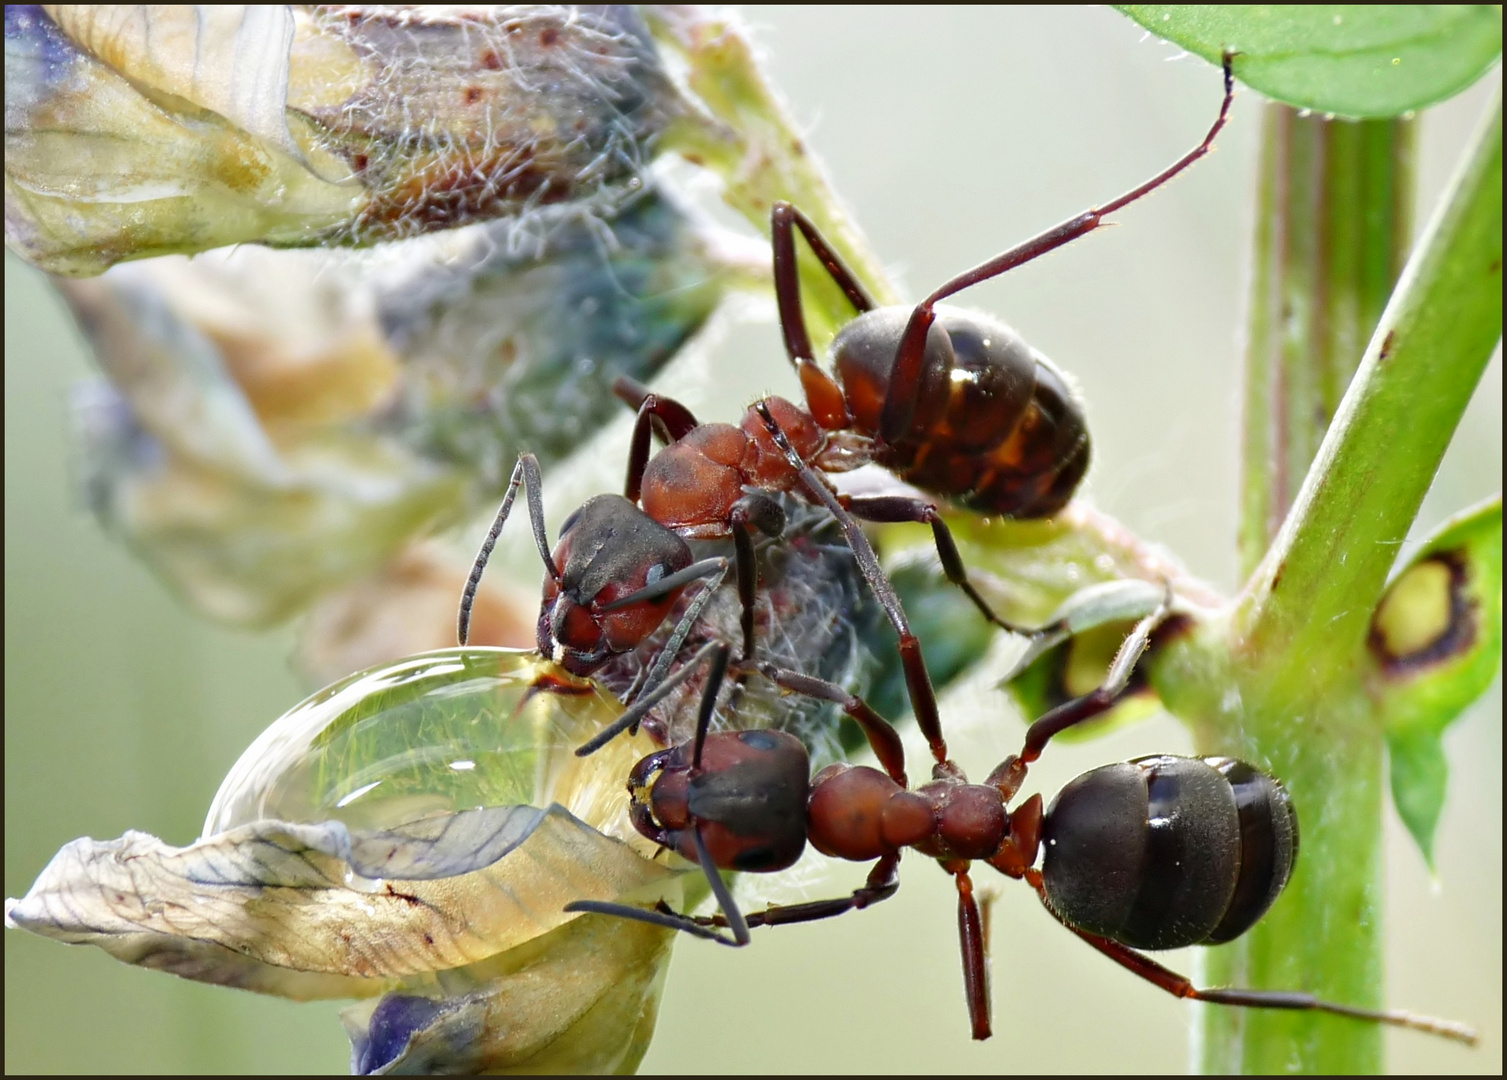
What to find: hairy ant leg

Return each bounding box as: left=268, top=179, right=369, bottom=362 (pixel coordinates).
left=575, top=638, right=727, bottom=756
left=990, top=582, right=1174, bottom=801
left=567, top=825, right=752, bottom=947
left=569, top=642, right=753, bottom=944
left=1019, top=868, right=1478, bottom=1046
left=458, top=452, right=555, bottom=646
left=841, top=492, right=1032, bottom=636
left=753, top=400, right=950, bottom=771
left=950, top=862, right=991, bottom=1040
left=693, top=851, right=902, bottom=934
left=878, top=53, right=1236, bottom=445
left=754, top=663, right=909, bottom=786
left=770, top=201, right=875, bottom=430
left=618, top=380, right=700, bottom=503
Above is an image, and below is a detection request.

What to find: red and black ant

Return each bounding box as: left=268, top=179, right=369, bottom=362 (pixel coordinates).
left=764, top=51, right=1236, bottom=524
left=457, top=55, right=1235, bottom=767
left=578, top=55, right=1241, bottom=767
left=456, top=451, right=732, bottom=694
left=455, top=52, right=1226, bottom=756
left=563, top=629, right=1479, bottom=1046
left=453, top=453, right=887, bottom=755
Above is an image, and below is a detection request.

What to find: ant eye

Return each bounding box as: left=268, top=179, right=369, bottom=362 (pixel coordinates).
left=645, top=563, right=666, bottom=586
left=559, top=508, right=582, bottom=536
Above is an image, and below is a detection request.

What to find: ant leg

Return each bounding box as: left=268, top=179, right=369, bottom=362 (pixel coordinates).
left=1019, top=585, right=1171, bottom=757
left=621, top=383, right=702, bottom=502
left=772, top=201, right=877, bottom=327
left=948, top=862, right=992, bottom=1040
left=726, top=491, right=785, bottom=664
left=602, top=556, right=729, bottom=711
left=458, top=453, right=555, bottom=646
left=754, top=401, right=952, bottom=770
left=731, top=521, right=757, bottom=662
left=755, top=664, right=908, bottom=786
left=566, top=827, right=749, bottom=947
left=1022, top=871, right=1478, bottom=1046
left=771, top=202, right=875, bottom=430
left=697, top=851, right=901, bottom=932
left=989, top=586, right=1173, bottom=800
left=570, top=648, right=750, bottom=944
left=563, top=897, right=744, bottom=945
left=612, top=375, right=701, bottom=437
left=879, top=55, right=1236, bottom=444
left=574, top=640, right=727, bottom=757
left=843, top=493, right=1031, bottom=634
left=598, top=557, right=730, bottom=614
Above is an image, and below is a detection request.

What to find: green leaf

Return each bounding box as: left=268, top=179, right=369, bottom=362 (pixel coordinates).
left=1387, top=729, right=1450, bottom=869
left=1115, top=6, right=1502, bottom=117
left=1366, top=496, right=1503, bottom=864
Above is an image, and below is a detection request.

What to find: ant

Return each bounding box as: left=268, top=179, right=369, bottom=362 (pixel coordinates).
left=563, top=628, right=1479, bottom=1047
left=453, top=453, right=882, bottom=756
left=766, top=53, right=1236, bottom=522
left=456, top=452, right=734, bottom=711
left=455, top=52, right=1229, bottom=793
left=589, top=55, right=1241, bottom=767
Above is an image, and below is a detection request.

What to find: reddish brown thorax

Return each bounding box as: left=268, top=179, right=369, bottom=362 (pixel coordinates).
left=637, top=396, right=831, bottom=538
left=805, top=764, right=1008, bottom=863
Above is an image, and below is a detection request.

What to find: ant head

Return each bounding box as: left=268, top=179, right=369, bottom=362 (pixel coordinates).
left=538, top=494, right=694, bottom=675
left=631, top=729, right=812, bottom=873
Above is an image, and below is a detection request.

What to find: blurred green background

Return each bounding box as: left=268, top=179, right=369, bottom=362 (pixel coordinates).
left=5, top=7, right=1499, bottom=1073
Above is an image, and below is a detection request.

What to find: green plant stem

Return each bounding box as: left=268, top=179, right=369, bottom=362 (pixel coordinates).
left=1238, top=107, right=1416, bottom=579
left=648, top=8, right=898, bottom=345
left=1181, top=94, right=1502, bottom=1073
left=1238, top=92, right=1500, bottom=675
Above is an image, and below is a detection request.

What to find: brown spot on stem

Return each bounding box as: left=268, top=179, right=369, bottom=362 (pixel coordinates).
left=1378, top=329, right=1397, bottom=362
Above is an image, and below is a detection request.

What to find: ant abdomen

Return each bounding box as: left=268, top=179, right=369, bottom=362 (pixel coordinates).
left=829, top=305, right=1091, bottom=517
left=1041, top=755, right=1298, bottom=951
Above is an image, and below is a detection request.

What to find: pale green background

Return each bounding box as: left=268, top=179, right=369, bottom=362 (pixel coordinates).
left=6, top=7, right=1500, bottom=1073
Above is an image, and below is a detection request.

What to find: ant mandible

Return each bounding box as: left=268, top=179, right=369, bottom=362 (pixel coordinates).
left=564, top=625, right=1478, bottom=1047
left=597, top=55, right=1238, bottom=765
